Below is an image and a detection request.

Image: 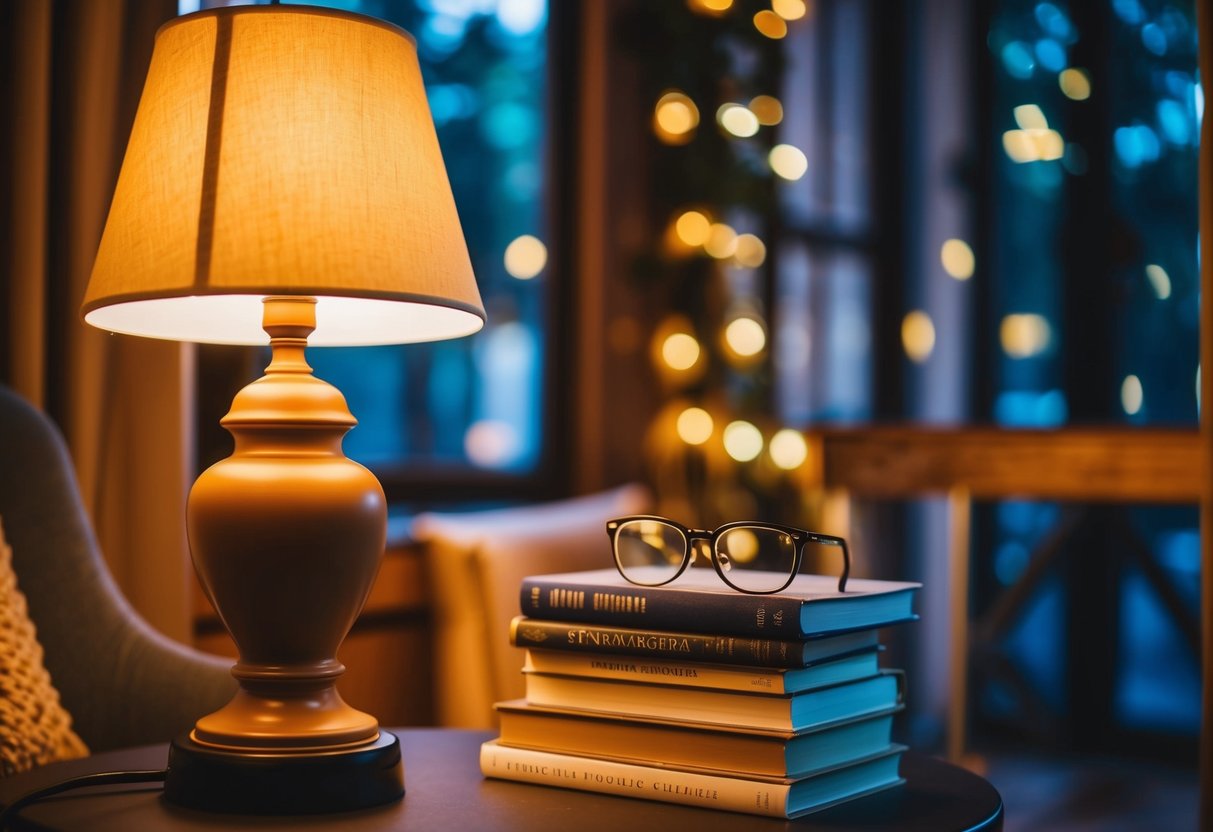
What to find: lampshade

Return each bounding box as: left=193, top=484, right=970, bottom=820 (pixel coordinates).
left=83, top=5, right=485, bottom=346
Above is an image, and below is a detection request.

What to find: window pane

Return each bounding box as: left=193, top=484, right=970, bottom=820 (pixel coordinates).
left=277, top=0, right=549, bottom=473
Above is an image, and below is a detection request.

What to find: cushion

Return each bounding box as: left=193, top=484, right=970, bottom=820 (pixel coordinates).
left=0, top=517, right=88, bottom=776
left=414, top=485, right=650, bottom=728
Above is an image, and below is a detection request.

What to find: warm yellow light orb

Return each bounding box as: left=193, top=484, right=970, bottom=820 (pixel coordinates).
left=769, top=144, right=808, bottom=180
left=1013, top=104, right=1048, bottom=130
left=503, top=234, right=547, bottom=279
left=733, top=234, right=767, bottom=268
left=723, top=420, right=764, bottom=462
left=771, top=0, right=808, bottom=21
left=753, top=9, right=788, bottom=38
left=688, top=0, right=733, bottom=15
left=717, top=104, right=760, bottom=138
left=769, top=428, right=808, bottom=470
left=704, top=223, right=738, bottom=259
left=675, top=210, right=712, bottom=247
left=676, top=407, right=715, bottom=446
left=940, top=239, right=975, bottom=280
left=999, top=314, right=1051, bottom=358
left=901, top=310, right=935, bottom=363
left=1059, top=68, right=1091, bottom=101
left=725, top=317, right=766, bottom=357
left=653, top=92, right=700, bottom=144
left=749, top=95, right=784, bottom=126
left=662, top=332, right=701, bottom=371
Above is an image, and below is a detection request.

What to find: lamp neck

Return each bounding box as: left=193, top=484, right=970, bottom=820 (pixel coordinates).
left=263, top=296, right=317, bottom=375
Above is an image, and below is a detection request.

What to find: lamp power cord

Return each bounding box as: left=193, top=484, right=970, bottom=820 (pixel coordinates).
left=0, top=769, right=167, bottom=830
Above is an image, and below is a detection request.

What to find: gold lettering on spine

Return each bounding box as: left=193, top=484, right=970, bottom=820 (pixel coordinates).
left=546, top=587, right=587, bottom=610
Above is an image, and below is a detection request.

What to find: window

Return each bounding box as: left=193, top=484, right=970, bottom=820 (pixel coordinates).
left=191, top=0, right=563, bottom=506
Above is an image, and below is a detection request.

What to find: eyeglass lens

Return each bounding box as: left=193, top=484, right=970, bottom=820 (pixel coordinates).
left=614, top=519, right=801, bottom=592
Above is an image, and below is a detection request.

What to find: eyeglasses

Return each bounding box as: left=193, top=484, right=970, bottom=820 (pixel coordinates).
left=606, top=515, right=850, bottom=595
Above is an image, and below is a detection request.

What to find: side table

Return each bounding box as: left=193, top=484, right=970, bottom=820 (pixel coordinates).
left=0, top=729, right=1002, bottom=831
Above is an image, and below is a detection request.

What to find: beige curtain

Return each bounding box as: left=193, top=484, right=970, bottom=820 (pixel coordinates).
left=0, top=0, right=195, bottom=642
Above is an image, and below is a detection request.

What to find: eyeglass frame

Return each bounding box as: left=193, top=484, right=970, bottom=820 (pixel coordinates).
left=606, top=515, right=850, bottom=595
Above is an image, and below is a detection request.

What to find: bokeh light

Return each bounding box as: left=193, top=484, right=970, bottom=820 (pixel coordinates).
left=769, top=144, right=808, bottom=180
left=940, top=238, right=975, bottom=280
left=718, top=104, right=760, bottom=138
left=753, top=10, right=788, bottom=38
left=771, top=0, right=808, bottom=20
left=723, top=420, right=764, bottom=462
left=769, top=428, right=808, bottom=470
left=704, top=223, right=738, bottom=259
left=725, top=317, right=766, bottom=357
left=503, top=234, right=547, bottom=279
left=1059, top=67, right=1091, bottom=100
left=749, top=95, right=784, bottom=126
left=653, top=91, right=699, bottom=144
left=1000, top=314, right=1052, bottom=358
left=901, top=311, right=935, bottom=363
left=733, top=233, right=767, bottom=268
left=1121, top=375, right=1144, bottom=416
left=662, top=332, right=701, bottom=371
left=676, top=407, right=714, bottom=445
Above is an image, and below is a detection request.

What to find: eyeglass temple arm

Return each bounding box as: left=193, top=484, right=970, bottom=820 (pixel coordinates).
left=807, top=533, right=850, bottom=593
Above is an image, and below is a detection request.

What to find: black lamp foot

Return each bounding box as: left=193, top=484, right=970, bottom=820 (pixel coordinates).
left=164, top=731, right=404, bottom=814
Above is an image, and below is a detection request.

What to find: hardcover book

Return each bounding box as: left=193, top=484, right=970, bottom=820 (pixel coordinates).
left=519, top=567, right=920, bottom=638
left=495, top=699, right=901, bottom=778
left=521, top=647, right=880, bottom=693
left=480, top=740, right=907, bottom=819
left=510, top=616, right=881, bottom=669
left=523, top=670, right=904, bottom=732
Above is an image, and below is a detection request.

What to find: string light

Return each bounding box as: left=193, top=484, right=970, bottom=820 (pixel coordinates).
left=752, top=9, right=788, bottom=38
left=940, top=239, right=975, bottom=280
left=769, top=428, right=808, bottom=470
left=717, top=103, right=760, bottom=138
left=724, top=316, right=766, bottom=357
left=733, top=233, right=767, bottom=268
left=704, top=223, right=738, bottom=259
left=503, top=235, right=547, bottom=279
left=661, top=332, right=701, bottom=370
left=769, top=144, right=808, bottom=180
left=676, top=407, right=714, bottom=445
left=1059, top=67, right=1091, bottom=100
left=674, top=210, right=712, bottom=247
left=723, top=420, right=764, bottom=461
left=653, top=91, right=699, bottom=145
left=749, top=95, right=783, bottom=126
left=901, top=311, right=935, bottom=363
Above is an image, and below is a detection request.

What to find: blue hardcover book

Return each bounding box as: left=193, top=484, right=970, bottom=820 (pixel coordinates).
left=520, top=567, right=920, bottom=638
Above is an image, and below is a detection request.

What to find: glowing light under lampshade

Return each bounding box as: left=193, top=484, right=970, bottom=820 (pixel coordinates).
left=676, top=407, right=714, bottom=445
left=769, top=428, right=808, bottom=470
left=83, top=6, right=484, bottom=346
left=769, top=144, right=808, bottom=180
left=723, top=421, right=764, bottom=462
left=503, top=234, right=547, bottom=279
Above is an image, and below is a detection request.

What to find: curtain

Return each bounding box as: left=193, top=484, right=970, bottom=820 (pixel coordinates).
left=0, top=0, right=195, bottom=642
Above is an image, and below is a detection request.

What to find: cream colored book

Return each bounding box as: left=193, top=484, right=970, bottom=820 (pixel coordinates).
left=523, top=649, right=879, bottom=694
left=480, top=740, right=906, bottom=819
left=523, top=670, right=903, bottom=731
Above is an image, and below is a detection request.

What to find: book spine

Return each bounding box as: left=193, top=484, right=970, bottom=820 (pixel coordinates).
left=524, top=650, right=792, bottom=693
left=512, top=617, right=806, bottom=669
left=519, top=578, right=804, bottom=637
left=480, top=742, right=789, bottom=818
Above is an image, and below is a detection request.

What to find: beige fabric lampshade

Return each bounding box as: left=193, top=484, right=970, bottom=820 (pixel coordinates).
left=83, top=5, right=484, bottom=346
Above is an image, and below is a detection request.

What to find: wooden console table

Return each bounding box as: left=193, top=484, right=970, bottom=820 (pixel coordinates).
left=0, top=729, right=1001, bottom=831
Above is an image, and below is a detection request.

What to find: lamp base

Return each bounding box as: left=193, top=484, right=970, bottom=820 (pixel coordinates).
left=164, top=730, right=404, bottom=814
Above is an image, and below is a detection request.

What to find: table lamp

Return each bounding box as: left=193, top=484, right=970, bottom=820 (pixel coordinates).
left=81, top=4, right=484, bottom=814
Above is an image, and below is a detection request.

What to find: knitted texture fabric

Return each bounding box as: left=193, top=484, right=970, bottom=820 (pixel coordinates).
left=0, top=518, right=88, bottom=776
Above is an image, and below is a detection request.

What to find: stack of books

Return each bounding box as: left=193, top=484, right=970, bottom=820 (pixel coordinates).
left=479, top=567, right=921, bottom=819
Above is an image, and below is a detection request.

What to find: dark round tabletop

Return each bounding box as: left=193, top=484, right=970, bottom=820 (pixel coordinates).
left=0, top=729, right=1002, bottom=831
